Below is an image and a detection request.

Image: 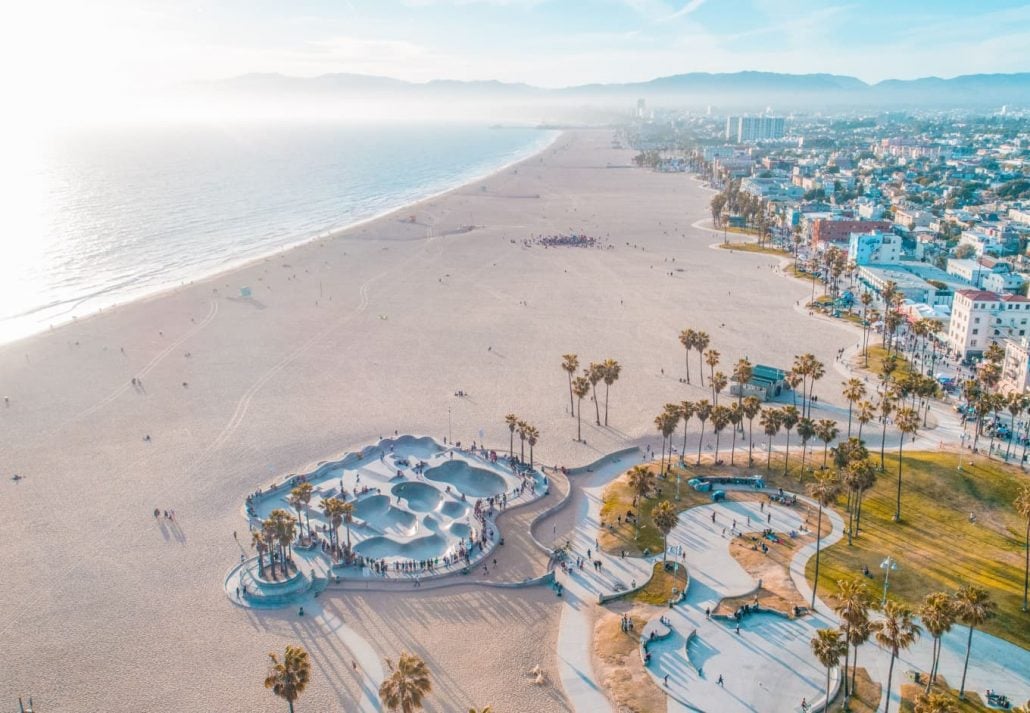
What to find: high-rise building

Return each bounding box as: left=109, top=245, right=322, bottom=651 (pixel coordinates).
left=636, top=98, right=646, bottom=118
left=725, top=116, right=786, bottom=143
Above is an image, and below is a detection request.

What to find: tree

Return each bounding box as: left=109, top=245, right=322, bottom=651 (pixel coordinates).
left=572, top=377, right=590, bottom=442
left=760, top=408, right=783, bottom=470
left=953, top=585, right=996, bottom=699
left=913, top=691, right=958, bottom=713
left=379, top=652, right=432, bottom=713
left=587, top=362, right=604, bottom=426
left=743, top=397, right=762, bottom=466
left=711, top=371, right=728, bottom=405
left=505, top=413, right=518, bottom=456
left=842, top=378, right=867, bottom=437
left=516, top=420, right=529, bottom=462
left=797, top=417, right=817, bottom=481
left=873, top=601, right=922, bottom=713
left=710, top=405, right=731, bottom=464
left=809, top=472, right=841, bottom=608
left=655, top=406, right=679, bottom=475
left=679, top=329, right=696, bottom=384
left=816, top=418, right=839, bottom=469
left=252, top=531, right=268, bottom=577
left=810, top=628, right=847, bottom=711
left=652, top=500, right=679, bottom=562
left=732, top=358, right=754, bottom=418
left=781, top=406, right=800, bottom=476
left=627, top=465, right=656, bottom=507
left=526, top=424, right=540, bottom=467
left=878, top=394, right=895, bottom=470
left=1017, top=484, right=1030, bottom=611
left=833, top=578, right=871, bottom=701
left=678, top=401, right=695, bottom=464
left=264, top=645, right=311, bottom=713
left=847, top=616, right=872, bottom=697
left=561, top=354, right=579, bottom=417
left=601, top=358, right=621, bottom=426
left=919, top=592, right=956, bottom=690
left=893, top=407, right=920, bottom=522
left=321, top=498, right=348, bottom=558
left=694, top=332, right=710, bottom=386
left=856, top=400, right=874, bottom=442
left=728, top=403, right=743, bottom=466
left=694, top=400, right=712, bottom=465
left=704, top=349, right=721, bottom=393
left=289, top=484, right=313, bottom=539
left=843, top=457, right=876, bottom=544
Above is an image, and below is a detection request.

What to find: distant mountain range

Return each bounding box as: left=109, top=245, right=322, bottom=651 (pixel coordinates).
left=189, top=70, right=1030, bottom=115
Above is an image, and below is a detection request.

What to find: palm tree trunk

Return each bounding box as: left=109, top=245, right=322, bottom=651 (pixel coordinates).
left=509, top=430, right=514, bottom=457
left=604, top=383, right=610, bottom=426
left=926, top=638, right=938, bottom=693
left=842, top=631, right=851, bottom=699
left=530, top=444, right=535, bottom=467
left=880, top=420, right=888, bottom=470
left=698, top=351, right=705, bottom=386
left=847, top=403, right=853, bottom=437
left=885, top=653, right=897, bottom=713
left=730, top=427, right=737, bottom=466
left=697, top=423, right=705, bottom=465
left=577, top=405, right=582, bottom=442
left=959, top=625, right=974, bottom=697
left=799, top=442, right=807, bottom=482
left=592, top=384, right=601, bottom=425
left=767, top=439, right=773, bottom=470
left=894, top=439, right=904, bottom=522
left=811, top=505, right=823, bottom=608
left=681, top=421, right=689, bottom=465
left=825, top=665, right=832, bottom=712
left=851, top=645, right=859, bottom=695
left=749, top=421, right=754, bottom=466
left=567, top=373, right=574, bottom=416
left=289, top=700, right=295, bottom=713
left=714, top=432, right=721, bottom=464
left=783, top=432, right=791, bottom=476
left=1023, top=521, right=1029, bottom=611
left=685, top=350, right=691, bottom=384
left=858, top=421, right=865, bottom=442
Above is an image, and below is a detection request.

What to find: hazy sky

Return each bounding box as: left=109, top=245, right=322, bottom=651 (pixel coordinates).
left=11, top=0, right=1030, bottom=105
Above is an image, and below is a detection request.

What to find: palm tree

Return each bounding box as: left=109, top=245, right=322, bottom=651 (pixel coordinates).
left=833, top=578, right=871, bottom=700
left=732, top=358, right=754, bottom=419
left=321, top=498, right=349, bottom=557
left=806, top=358, right=826, bottom=418
left=288, top=487, right=309, bottom=539
left=505, top=413, right=518, bottom=456
left=913, top=691, right=958, bottom=713
left=652, top=500, right=679, bottom=562
left=743, top=397, right=762, bottom=466
left=601, top=358, right=621, bottom=426
left=893, top=407, right=920, bottom=522
left=516, top=419, right=529, bottom=462
left=760, top=408, right=782, bottom=470
left=526, top=425, right=539, bottom=467
left=264, top=645, right=311, bottom=713
left=919, top=592, right=956, bottom=690
left=252, top=531, right=268, bottom=577
left=847, top=616, right=872, bottom=695
left=809, top=472, right=841, bottom=608
left=873, top=601, right=922, bottom=713
left=1017, top=484, right=1030, bottom=611
left=842, top=378, right=867, bottom=437
left=1006, top=394, right=1029, bottom=461
left=694, top=331, right=710, bottom=386
left=781, top=405, right=800, bottom=476
left=379, top=652, right=432, bottom=713
left=572, top=376, right=590, bottom=442
left=587, top=362, right=604, bottom=426
left=856, top=400, right=875, bottom=442
left=878, top=393, right=895, bottom=470
left=704, top=349, right=721, bottom=392
left=561, top=354, right=579, bottom=416
left=694, top=399, right=712, bottom=465
left=468, top=707, right=493, bottom=713
left=953, top=585, right=996, bottom=699
left=679, top=329, right=696, bottom=384
left=810, top=628, right=847, bottom=710
left=728, top=403, right=743, bottom=466
left=816, top=418, right=839, bottom=469
left=710, top=405, right=730, bottom=464
left=678, top=401, right=695, bottom=464
left=797, top=417, right=816, bottom=481
left=711, top=371, right=728, bottom=405
left=843, top=458, right=876, bottom=544
left=627, top=465, right=656, bottom=506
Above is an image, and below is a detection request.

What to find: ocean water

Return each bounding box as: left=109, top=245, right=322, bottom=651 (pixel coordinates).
left=0, top=122, right=556, bottom=344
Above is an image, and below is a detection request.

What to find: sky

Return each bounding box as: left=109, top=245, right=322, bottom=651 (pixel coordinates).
left=6, top=0, right=1030, bottom=115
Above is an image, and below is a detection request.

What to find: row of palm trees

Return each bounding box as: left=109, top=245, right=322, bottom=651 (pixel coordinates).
left=264, top=646, right=449, bottom=713
left=625, top=464, right=680, bottom=560
left=561, top=354, right=622, bottom=426
left=252, top=509, right=298, bottom=579
left=504, top=413, right=540, bottom=465
left=812, top=578, right=998, bottom=713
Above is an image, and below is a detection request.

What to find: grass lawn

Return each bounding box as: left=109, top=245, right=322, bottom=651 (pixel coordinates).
left=898, top=677, right=987, bottom=712
left=718, top=241, right=789, bottom=256
left=827, top=668, right=881, bottom=712
left=630, top=561, right=690, bottom=606
left=808, top=451, right=1030, bottom=650
left=861, top=344, right=913, bottom=379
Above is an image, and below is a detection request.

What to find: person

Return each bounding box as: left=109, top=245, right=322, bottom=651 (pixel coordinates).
left=717, top=674, right=724, bottom=686
left=298, top=606, right=304, bottom=616
left=663, top=674, right=669, bottom=686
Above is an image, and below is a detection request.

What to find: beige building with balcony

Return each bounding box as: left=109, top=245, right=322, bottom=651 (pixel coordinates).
left=948, top=289, right=1030, bottom=360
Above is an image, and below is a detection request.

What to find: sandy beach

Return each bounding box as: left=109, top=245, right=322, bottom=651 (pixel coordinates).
left=0, top=129, right=858, bottom=711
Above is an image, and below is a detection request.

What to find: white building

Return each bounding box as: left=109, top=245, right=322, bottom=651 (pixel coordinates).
left=1000, top=337, right=1030, bottom=394
left=948, top=289, right=1030, bottom=359
left=725, top=116, right=785, bottom=143
left=848, top=231, right=902, bottom=266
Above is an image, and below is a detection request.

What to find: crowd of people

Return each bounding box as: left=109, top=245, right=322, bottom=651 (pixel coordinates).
left=526, top=232, right=610, bottom=249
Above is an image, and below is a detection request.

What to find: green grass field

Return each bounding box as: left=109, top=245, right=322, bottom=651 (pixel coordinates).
left=718, top=241, right=789, bottom=256
left=808, top=451, right=1030, bottom=649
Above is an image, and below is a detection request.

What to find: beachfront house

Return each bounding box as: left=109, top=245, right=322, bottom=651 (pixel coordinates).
left=730, top=364, right=790, bottom=401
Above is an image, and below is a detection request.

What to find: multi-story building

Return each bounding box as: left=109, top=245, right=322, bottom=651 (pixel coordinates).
left=1000, top=337, right=1030, bottom=394
left=948, top=289, right=1030, bottom=359
left=848, top=231, right=902, bottom=266
left=811, top=219, right=892, bottom=248
left=725, top=116, right=785, bottom=143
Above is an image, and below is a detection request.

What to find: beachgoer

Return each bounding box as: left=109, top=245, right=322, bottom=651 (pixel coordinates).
left=717, top=674, right=724, bottom=686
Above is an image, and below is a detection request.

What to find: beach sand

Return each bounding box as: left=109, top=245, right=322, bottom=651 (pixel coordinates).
left=0, top=129, right=855, bottom=711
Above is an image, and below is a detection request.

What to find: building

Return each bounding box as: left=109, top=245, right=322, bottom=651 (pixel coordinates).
left=729, top=364, right=789, bottom=401
left=894, top=207, right=934, bottom=230
left=947, top=289, right=1030, bottom=359
left=725, top=116, right=785, bottom=143
left=636, top=98, right=647, bottom=119
left=811, top=219, right=892, bottom=248
left=1000, top=337, right=1030, bottom=394
left=848, top=231, right=902, bottom=266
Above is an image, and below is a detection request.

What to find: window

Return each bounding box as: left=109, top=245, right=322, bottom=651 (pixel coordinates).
left=972, top=329, right=979, bottom=335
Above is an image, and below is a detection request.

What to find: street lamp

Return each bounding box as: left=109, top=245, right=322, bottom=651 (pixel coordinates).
left=676, top=472, right=681, bottom=501
left=880, top=555, right=898, bottom=605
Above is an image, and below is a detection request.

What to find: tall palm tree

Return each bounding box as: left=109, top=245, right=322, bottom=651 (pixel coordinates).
left=732, top=358, right=754, bottom=422
left=833, top=578, right=871, bottom=701
left=1017, top=484, right=1030, bottom=611
left=679, top=329, right=696, bottom=384
left=379, top=652, right=432, bottom=713
left=809, top=472, right=841, bottom=608
left=1005, top=394, right=1029, bottom=461
left=264, top=645, right=311, bottom=713
left=652, top=500, right=679, bottom=562
left=781, top=405, right=800, bottom=476
left=704, top=349, right=721, bottom=392
left=856, top=400, right=875, bottom=442
left=743, top=397, right=762, bottom=466
left=572, top=376, right=590, bottom=442
left=843, top=458, right=876, bottom=544
left=873, top=601, right=922, bottom=713
left=842, top=378, right=867, bottom=437
left=878, top=393, right=895, bottom=470
left=893, top=407, right=920, bottom=522
left=797, top=417, right=816, bottom=481
left=810, top=628, right=847, bottom=710
left=627, top=465, right=656, bottom=504
left=561, top=354, right=579, bottom=417
left=728, top=402, right=743, bottom=466
left=252, top=531, right=267, bottom=577
left=760, top=408, right=783, bottom=470
left=694, top=332, right=710, bottom=386
left=601, top=358, right=621, bottom=426
left=587, top=363, right=604, bottom=426
left=321, top=498, right=349, bottom=557
left=694, top=400, right=712, bottom=465
left=516, top=420, right=529, bottom=462
left=913, top=691, right=958, bottom=713
left=953, top=585, right=996, bottom=699
left=505, top=413, right=518, bottom=456
left=816, top=418, right=839, bottom=469
left=847, top=616, right=872, bottom=696
left=526, top=425, right=539, bottom=467
left=710, top=405, right=730, bottom=464
left=711, top=371, right=728, bottom=405
left=806, top=358, right=826, bottom=418
left=288, top=488, right=308, bottom=539
left=918, top=592, right=956, bottom=690
left=678, top=401, right=695, bottom=464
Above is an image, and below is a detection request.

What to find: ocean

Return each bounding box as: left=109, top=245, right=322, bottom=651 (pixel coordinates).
left=0, top=122, right=556, bottom=344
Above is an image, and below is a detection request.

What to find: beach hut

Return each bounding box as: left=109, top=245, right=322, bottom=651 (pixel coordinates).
left=730, top=364, right=790, bottom=401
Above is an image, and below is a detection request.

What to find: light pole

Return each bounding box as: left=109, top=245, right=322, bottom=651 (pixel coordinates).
left=880, top=555, right=898, bottom=606
left=448, top=406, right=452, bottom=444
left=676, top=472, right=681, bottom=501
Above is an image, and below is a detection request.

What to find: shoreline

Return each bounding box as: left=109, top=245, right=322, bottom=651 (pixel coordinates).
left=0, top=128, right=562, bottom=349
